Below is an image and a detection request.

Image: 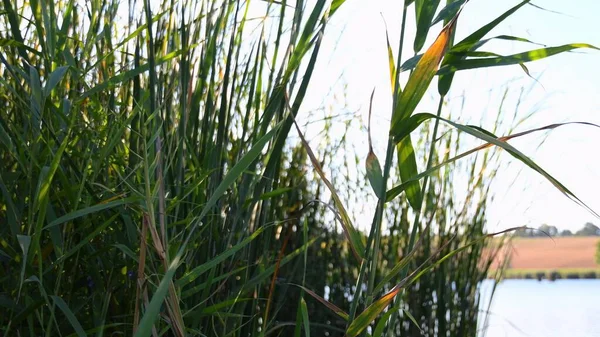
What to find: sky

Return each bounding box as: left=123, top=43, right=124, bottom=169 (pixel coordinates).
left=298, top=0, right=600, bottom=233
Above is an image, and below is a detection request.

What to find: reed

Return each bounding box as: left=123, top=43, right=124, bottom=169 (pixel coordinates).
left=0, top=0, right=596, bottom=336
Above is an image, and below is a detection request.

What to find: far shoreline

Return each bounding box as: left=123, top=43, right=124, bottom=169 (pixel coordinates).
left=488, top=267, right=600, bottom=280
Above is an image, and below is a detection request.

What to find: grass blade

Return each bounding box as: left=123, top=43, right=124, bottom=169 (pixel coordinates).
left=431, top=0, right=468, bottom=26
left=387, top=115, right=600, bottom=218
left=300, top=297, right=311, bottom=337
left=413, top=0, right=441, bottom=52
left=44, top=66, right=69, bottom=97
left=16, top=235, right=31, bottom=299
left=438, top=0, right=530, bottom=94
left=372, top=307, right=396, bottom=337
left=135, top=123, right=281, bottom=337
left=51, top=296, right=87, bottom=337
left=45, top=197, right=139, bottom=229
left=391, top=14, right=457, bottom=132
left=294, top=284, right=349, bottom=321
left=396, top=136, right=422, bottom=210
left=346, top=287, right=401, bottom=337
left=293, top=119, right=365, bottom=260
left=366, top=89, right=384, bottom=199
left=403, top=309, right=422, bottom=333
left=439, top=43, right=600, bottom=74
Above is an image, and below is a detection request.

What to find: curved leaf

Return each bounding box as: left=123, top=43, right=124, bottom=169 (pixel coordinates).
left=387, top=117, right=600, bottom=219
left=400, top=35, right=542, bottom=74
left=391, top=112, right=432, bottom=144
left=397, top=136, right=422, bottom=210
left=300, top=297, right=311, bottom=337
left=366, top=89, right=384, bottom=199
left=391, top=15, right=457, bottom=133
left=366, top=151, right=385, bottom=199
left=346, top=287, right=401, bottom=337
left=372, top=306, right=397, bottom=337
left=135, top=123, right=282, bottom=337
left=438, top=0, right=530, bottom=94
left=294, top=284, right=349, bottom=321
left=294, top=120, right=365, bottom=260
left=51, top=296, right=86, bottom=337
left=413, top=0, right=442, bottom=52
left=431, top=0, right=467, bottom=26
left=439, top=43, right=600, bottom=75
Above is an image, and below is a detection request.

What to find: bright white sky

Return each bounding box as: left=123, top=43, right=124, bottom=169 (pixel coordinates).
left=299, top=0, right=600, bottom=233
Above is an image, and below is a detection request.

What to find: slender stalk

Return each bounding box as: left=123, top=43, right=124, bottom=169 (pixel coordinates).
left=385, top=97, right=445, bottom=336
left=362, top=0, right=411, bottom=315
left=348, top=2, right=411, bottom=320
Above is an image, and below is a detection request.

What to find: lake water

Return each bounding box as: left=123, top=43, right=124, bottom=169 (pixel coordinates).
left=478, top=280, right=600, bottom=337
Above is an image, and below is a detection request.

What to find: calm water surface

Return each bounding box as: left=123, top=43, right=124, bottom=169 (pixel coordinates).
left=479, top=280, right=600, bottom=337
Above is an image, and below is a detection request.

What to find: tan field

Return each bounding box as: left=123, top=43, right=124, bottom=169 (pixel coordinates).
left=492, top=237, right=599, bottom=270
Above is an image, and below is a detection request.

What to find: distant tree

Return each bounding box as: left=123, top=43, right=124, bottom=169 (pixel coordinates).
left=560, top=229, right=573, bottom=236
left=596, top=241, right=600, bottom=265
left=576, top=222, right=600, bottom=236
left=514, top=227, right=533, bottom=237
left=537, top=224, right=558, bottom=237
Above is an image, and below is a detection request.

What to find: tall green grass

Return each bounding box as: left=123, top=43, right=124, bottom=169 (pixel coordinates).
left=0, top=0, right=597, bottom=336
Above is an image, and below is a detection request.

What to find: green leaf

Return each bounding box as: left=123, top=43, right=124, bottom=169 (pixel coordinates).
left=438, top=0, right=530, bottom=95
left=403, top=309, right=423, bottom=333
left=0, top=38, right=41, bottom=55
left=383, top=21, right=397, bottom=92
left=413, top=0, right=441, bottom=52
left=79, top=48, right=187, bottom=101
left=391, top=112, right=432, bottom=144
left=0, top=178, right=19, bottom=236
left=439, top=43, right=600, bottom=74
left=232, top=237, right=319, bottom=297
left=286, top=0, right=327, bottom=81
left=399, top=53, right=423, bottom=73
left=374, top=228, right=427, bottom=293
left=391, top=15, right=457, bottom=132
left=135, top=123, right=282, bottom=337
left=16, top=235, right=31, bottom=298
left=366, top=151, right=385, bottom=199
left=112, top=244, right=139, bottom=263
left=330, top=0, right=347, bottom=16
left=29, top=65, right=42, bottom=109
left=51, top=295, right=87, bottom=337
left=294, top=284, right=349, bottom=321
left=294, top=120, right=365, bottom=260
left=396, top=136, right=422, bottom=210
left=176, top=226, right=267, bottom=287
left=388, top=14, right=458, bottom=212
left=450, top=1, right=530, bottom=54
left=346, top=287, right=401, bottom=337
left=53, top=213, right=120, bottom=264
left=372, top=307, right=397, bottom=337
left=366, top=89, right=385, bottom=199
left=45, top=197, right=139, bottom=229
left=300, top=297, right=311, bottom=337
left=400, top=35, right=542, bottom=74
left=295, top=299, right=304, bottom=337
left=434, top=117, right=598, bottom=217
left=431, top=0, right=467, bottom=26
left=387, top=116, right=599, bottom=218
left=44, top=66, right=69, bottom=97
left=200, top=298, right=253, bottom=315
left=0, top=123, right=14, bottom=153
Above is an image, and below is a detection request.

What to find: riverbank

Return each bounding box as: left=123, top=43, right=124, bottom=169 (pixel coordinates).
left=499, top=268, right=600, bottom=280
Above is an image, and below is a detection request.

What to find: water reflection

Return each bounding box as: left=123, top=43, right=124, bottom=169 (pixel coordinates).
left=479, top=279, right=600, bottom=337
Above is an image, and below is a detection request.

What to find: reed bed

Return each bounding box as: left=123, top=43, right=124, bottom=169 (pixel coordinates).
left=0, top=0, right=596, bottom=336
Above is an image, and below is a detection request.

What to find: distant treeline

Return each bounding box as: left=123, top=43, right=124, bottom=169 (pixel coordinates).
left=514, top=222, right=600, bottom=237
left=500, top=270, right=599, bottom=281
